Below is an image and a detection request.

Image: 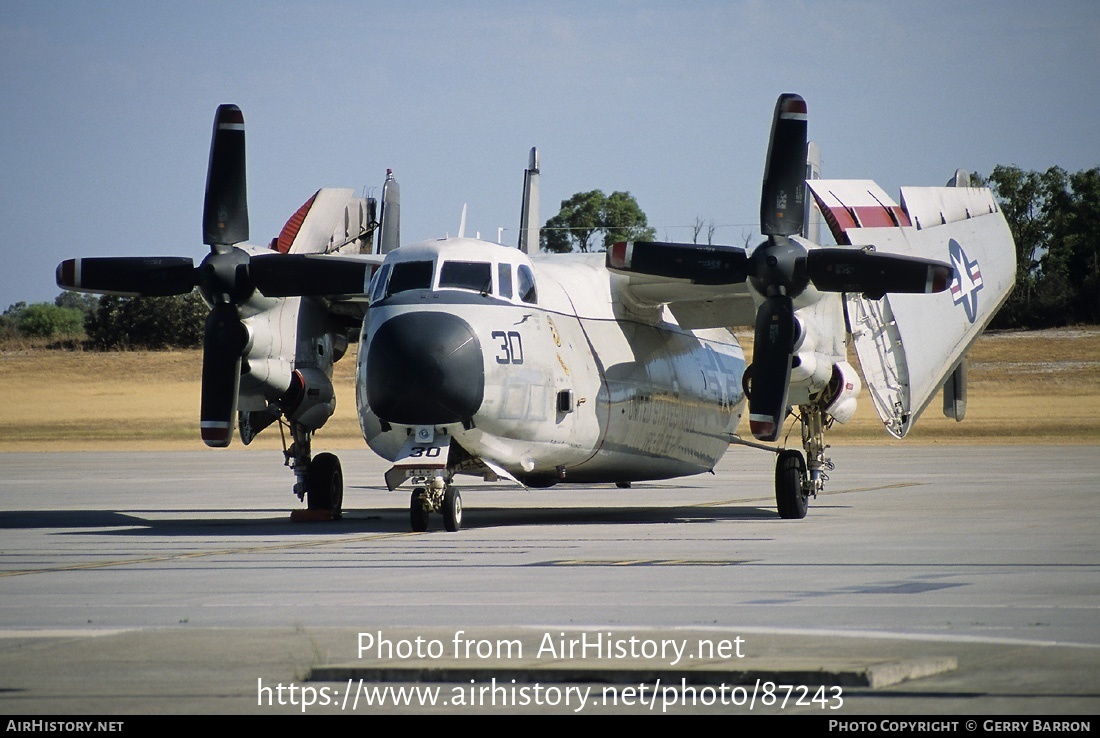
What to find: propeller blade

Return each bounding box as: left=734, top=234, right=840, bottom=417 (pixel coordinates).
left=56, top=257, right=196, bottom=297
left=200, top=303, right=245, bottom=448
left=203, top=104, right=249, bottom=248
left=249, top=254, right=373, bottom=297
left=806, top=248, right=954, bottom=299
left=607, top=241, right=748, bottom=285
left=760, top=93, right=809, bottom=238
left=748, top=294, right=796, bottom=442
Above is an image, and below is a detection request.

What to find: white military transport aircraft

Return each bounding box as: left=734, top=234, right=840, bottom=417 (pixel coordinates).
left=57, top=95, right=1015, bottom=531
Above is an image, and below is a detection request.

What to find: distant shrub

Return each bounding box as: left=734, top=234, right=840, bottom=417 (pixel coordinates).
left=87, top=291, right=207, bottom=349
left=14, top=303, right=85, bottom=339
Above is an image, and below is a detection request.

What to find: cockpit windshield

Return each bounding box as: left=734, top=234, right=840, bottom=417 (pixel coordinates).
left=375, top=253, right=536, bottom=305
left=439, top=261, right=492, bottom=293
left=386, top=260, right=433, bottom=297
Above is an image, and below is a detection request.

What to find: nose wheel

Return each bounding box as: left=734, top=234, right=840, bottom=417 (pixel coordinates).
left=409, top=478, right=462, bottom=532
left=443, top=484, right=462, bottom=532
left=410, top=489, right=429, bottom=532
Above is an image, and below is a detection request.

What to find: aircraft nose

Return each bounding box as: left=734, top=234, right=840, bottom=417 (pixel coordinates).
left=366, top=312, right=484, bottom=425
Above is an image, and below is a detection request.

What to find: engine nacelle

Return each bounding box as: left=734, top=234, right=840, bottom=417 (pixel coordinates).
left=239, top=302, right=298, bottom=400
left=282, top=367, right=336, bottom=430
left=819, top=361, right=861, bottom=424
left=240, top=357, right=294, bottom=403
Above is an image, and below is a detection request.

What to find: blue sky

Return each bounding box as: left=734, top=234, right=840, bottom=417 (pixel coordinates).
left=3, top=0, right=1098, bottom=307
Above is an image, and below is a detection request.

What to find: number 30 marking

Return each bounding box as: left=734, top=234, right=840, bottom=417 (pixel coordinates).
left=492, top=330, right=524, bottom=365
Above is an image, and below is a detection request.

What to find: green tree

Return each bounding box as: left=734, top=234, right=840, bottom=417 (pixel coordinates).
left=1, top=302, right=28, bottom=339
left=543, top=190, right=604, bottom=253
left=601, top=190, right=657, bottom=248
left=54, top=291, right=100, bottom=320
left=986, top=166, right=1045, bottom=327
left=88, top=290, right=207, bottom=349
left=542, top=190, right=655, bottom=253
left=1063, top=168, right=1100, bottom=323
left=986, top=165, right=1100, bottom=327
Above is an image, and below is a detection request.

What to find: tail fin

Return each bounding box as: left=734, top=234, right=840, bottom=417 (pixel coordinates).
left=518, top=147, right=540, bottom=253
left=802, top=141, right=822, bottom=243
left=377, top=170, right=401, bottom=254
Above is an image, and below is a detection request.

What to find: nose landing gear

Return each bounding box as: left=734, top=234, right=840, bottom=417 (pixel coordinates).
left=409, top=475, right=462, bottom=532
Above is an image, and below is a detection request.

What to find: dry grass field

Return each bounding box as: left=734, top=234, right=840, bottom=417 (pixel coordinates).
left=0, top=328, right=1097, bottom=452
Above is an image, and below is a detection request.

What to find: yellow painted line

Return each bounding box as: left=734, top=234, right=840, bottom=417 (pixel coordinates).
left=0, top=531, right=415, bottom=579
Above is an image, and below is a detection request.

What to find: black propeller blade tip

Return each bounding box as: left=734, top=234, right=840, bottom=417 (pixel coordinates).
left=203, top=104, right=249, bottom=247
left=761, top=94, right=809, bottom=238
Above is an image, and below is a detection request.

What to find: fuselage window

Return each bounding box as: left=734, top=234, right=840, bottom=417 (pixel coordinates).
left=386, top=260, right=434, bottom=297
left=439, top=261, right=492, bottom=294
left=497, top=263, right=513, bottom=299
left=518, top=264, right=537, bottom=304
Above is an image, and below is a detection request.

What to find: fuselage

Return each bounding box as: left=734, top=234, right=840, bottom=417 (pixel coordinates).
left=356, top=237, right=747, bottom=484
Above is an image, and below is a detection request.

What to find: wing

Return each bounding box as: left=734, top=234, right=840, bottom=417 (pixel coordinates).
left=272, top=188, right=376, bottom=256
left=259, top=186, right=387, bottom=324
left=808, top=178, right=1016, bottom=437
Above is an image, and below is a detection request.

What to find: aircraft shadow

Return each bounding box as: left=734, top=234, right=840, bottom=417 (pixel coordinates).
left=0, top=502, right=781, bottom=536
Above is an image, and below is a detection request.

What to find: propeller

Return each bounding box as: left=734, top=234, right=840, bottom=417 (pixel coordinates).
left=56, top=106, right=255, bottom=446
left=57, top=104, right=379, bottom=447
left=608, top=93, right=954, bottom=442
left=743, top=94, right=954, bottom=440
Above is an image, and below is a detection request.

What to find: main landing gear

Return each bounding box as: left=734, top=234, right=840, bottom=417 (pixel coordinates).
left=734, top=403, right=834, bottom=519
left=410, top=475, right=462, bottom=532
left=283, top=419, right=343, bottom=519
left=775, top=448, right=808, bottom=519
left=775, top=403, right=835, bottom=518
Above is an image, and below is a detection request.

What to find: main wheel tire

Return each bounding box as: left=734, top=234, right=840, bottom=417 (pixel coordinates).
left=410, top=489, right=429, bottom=532
left=443, top=485, right=462, bottom=532
left=775, top=449, right=808, bottom=519
left=307, top=452, right=343, bottom=515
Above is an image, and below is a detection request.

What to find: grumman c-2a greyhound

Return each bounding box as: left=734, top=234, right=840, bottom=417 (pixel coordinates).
left=57, top=94, right=1016, bottom=531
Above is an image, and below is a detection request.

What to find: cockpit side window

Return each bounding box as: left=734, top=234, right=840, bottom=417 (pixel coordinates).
left=439, top=261, right=492, bottom=294
left=518, top=264, right=537, bottom=304
left=369, top=263, right=391, bottom=303
left=386, top=260, right=434, bottom=297
left=497, top=263, right=513, bottom=299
